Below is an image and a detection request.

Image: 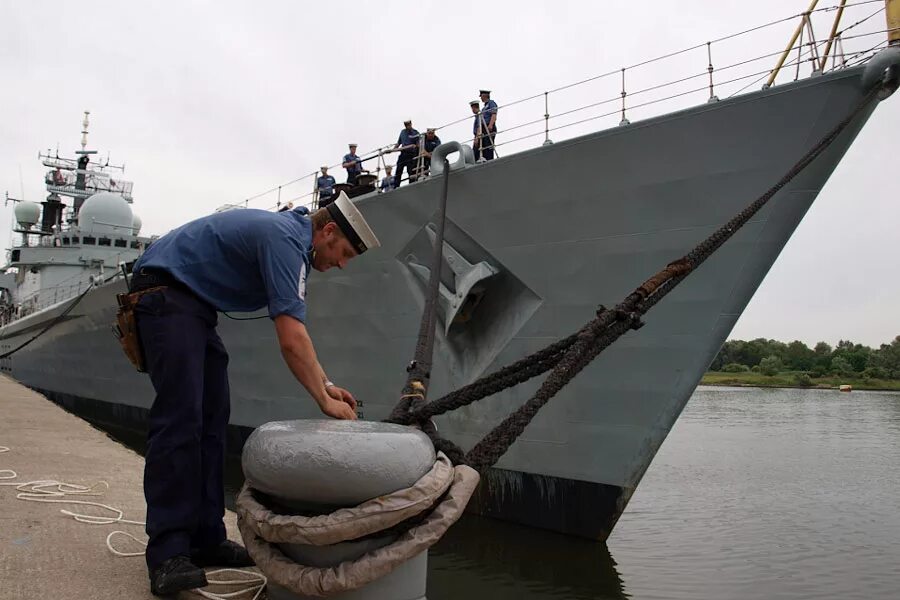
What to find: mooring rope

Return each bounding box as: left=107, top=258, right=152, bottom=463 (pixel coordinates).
left=388, top=84, right=882, bottom=472
left=0, top=444, right=266, bottom=600
left=396, top=160, right=452, bottom=419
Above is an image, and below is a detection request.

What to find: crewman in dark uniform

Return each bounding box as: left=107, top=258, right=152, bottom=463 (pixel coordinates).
left=316, top=165, right=337, bottom=207
left=342, top=144, right=362, bottom=185
left=393, top=120, right=420, bottom=187
left=470, top=100, right=483, bottom=159
left=479, top=89, right=498, bottom=160
left=421, top=128, right=442, bottom=176
left=129, top=193, right=380, bottom=596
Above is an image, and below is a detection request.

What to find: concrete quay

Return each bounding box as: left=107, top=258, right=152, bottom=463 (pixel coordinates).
left=0, top=375, right=260, bottom=599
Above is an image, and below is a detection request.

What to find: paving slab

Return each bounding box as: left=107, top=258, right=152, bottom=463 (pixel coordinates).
left=0, top=375, right=262, bottom=599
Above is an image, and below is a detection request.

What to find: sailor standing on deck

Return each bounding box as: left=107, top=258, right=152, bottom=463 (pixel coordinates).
left=316, top=165, right=336, bottom=207
left=393, top=120, right=420, bottom=188
left=421, top=128, right=442, bottom=177
left=470, top=100, right=483, bottom=159
left=128, top=193, right=379, bottom=596
left=342, top=143, right=362, bottom=185
left=478, top=89, right=498, bottom=161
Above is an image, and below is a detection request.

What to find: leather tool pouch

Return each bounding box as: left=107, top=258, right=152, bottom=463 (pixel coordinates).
left=113, top=287, right=164, bottom=373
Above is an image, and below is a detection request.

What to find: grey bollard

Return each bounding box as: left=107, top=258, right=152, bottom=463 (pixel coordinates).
left=241, top=420, right=437, bottom=600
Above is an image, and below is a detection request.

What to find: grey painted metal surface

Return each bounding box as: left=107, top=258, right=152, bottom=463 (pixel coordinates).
left=2, top=55, right=896, bottom=537
left=242, top=420, right=435, bottom=507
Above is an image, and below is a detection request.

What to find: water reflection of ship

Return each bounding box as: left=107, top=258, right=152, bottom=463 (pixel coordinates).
left=428, top=514, right=626, bottom=600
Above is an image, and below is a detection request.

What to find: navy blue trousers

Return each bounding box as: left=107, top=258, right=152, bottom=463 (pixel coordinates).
left=135, top=287, right=229, bottom=569
left=478, top=131, right=496, bottom=160
left=395, top=152, right=417, bottom=187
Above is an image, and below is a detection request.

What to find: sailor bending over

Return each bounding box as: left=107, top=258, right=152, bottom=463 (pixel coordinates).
left=128, top=192, right=379, bottom=596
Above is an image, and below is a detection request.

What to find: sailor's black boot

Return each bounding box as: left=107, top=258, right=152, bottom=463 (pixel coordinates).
left=190, top=539, right=255, bottom=568
left=149, top=555, right=208, bottom=596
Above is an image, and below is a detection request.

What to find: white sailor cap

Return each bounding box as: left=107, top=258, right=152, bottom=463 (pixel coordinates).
left=325, top=192, right=380, bottom=254
left=469, top=99, right=480, bottom=106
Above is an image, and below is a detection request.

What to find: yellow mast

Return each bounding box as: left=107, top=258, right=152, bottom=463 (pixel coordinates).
left=766, top=0, right=820, bottom=88
left=888, top=0, right=900, bottom=46
left=819, top=0, right=847, bottom=71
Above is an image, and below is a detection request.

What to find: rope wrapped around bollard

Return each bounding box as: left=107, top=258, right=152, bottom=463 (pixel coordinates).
left=235, top=453, right=479, bottom=597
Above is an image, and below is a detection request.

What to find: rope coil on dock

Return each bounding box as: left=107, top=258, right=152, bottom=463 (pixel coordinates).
left=1, top=443, right=267, bottom=600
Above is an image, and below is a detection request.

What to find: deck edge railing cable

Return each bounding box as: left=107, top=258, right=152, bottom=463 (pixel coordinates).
left=237, top=3, right=885, bottom=211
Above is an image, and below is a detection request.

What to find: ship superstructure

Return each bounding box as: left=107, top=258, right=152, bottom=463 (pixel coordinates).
left=1, top=112, right=149, bottom=326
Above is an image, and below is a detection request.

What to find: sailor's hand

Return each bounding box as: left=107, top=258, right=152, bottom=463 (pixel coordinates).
left=319, top=396, right=357, bottom=420
left=326, top=384, right=357, bottom=412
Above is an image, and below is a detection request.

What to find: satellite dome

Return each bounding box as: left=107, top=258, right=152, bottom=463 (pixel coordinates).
left=14, top=201, right=41, bottom=229
left=78, top=192, right=133, bottom=235
left=131, top=213, right=142, bottom=235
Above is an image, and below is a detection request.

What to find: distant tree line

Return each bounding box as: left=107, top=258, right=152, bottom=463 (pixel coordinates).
left=709, top=336, right=900, bottom=379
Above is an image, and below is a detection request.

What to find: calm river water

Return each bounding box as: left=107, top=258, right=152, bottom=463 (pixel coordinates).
left=100, top=386, right=900, bottom=599
left=426, top=386, right=900, bottom=600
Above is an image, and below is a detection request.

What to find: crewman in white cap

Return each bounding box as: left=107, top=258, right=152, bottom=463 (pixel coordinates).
left=478, top=89, right=498, bottom=160
left=392, top=119, right=420, bottom=187
left=342, top=143, right=362, bottom=185
left=126, top=191, right=380, bottom=595
left=316, top=165, right=336, bottom=207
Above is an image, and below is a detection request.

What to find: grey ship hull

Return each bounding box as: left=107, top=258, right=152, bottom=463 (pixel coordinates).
left=0, top=63, right=886, bottom=539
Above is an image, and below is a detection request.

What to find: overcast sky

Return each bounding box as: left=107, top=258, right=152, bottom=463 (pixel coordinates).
left=2, top=1, right=897, bottom=347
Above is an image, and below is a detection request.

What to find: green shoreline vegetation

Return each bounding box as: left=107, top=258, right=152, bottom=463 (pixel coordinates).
left=701, top=335, right=900, bottom=392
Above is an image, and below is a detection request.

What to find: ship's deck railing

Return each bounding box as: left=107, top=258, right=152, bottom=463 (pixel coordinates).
left=229, top=1, right=894, bottom=213
left=0, top=278, right=90, bottom=326
left=0, top=250, right=134, bottom=326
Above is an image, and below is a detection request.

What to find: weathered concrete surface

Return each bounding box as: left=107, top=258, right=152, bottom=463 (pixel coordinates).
left=0, top=375, right=258, bottom=599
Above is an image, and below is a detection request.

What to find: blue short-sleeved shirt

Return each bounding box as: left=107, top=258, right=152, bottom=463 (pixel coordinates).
left=317, top=174, right=336, bottom=197
left=397, top=129, right=420, bottom=151
left=343, top=153, right=362, bottom=177
left=134, top=208, right=313, bottom=322
left=423, top=135, right=441, bottom=153
left=482, top=100, right=498, bottom=129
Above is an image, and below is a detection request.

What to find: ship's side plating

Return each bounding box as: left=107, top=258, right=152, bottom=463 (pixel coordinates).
left=1, top=60, right=891, bottom=538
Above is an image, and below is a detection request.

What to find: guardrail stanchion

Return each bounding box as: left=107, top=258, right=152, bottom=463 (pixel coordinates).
left=707, top=42, right=719, bottom=102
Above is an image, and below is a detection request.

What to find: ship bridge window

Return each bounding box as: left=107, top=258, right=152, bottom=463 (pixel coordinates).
left=83, top=236, right=96, bottom=245
left=130, top=241, right=142, bottom=250
left=114, top=239, right=127, bottom=248
left=98, top=238, right=111, bottom=247
left=71, top=236, right=79, bottom=244
left=11, top=250, right=20, bottom=262
left=62, top=237, right=70, bottom=245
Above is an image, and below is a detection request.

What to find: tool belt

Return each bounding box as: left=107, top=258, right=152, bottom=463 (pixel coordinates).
left=113, top=286, right=164, bottom=373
